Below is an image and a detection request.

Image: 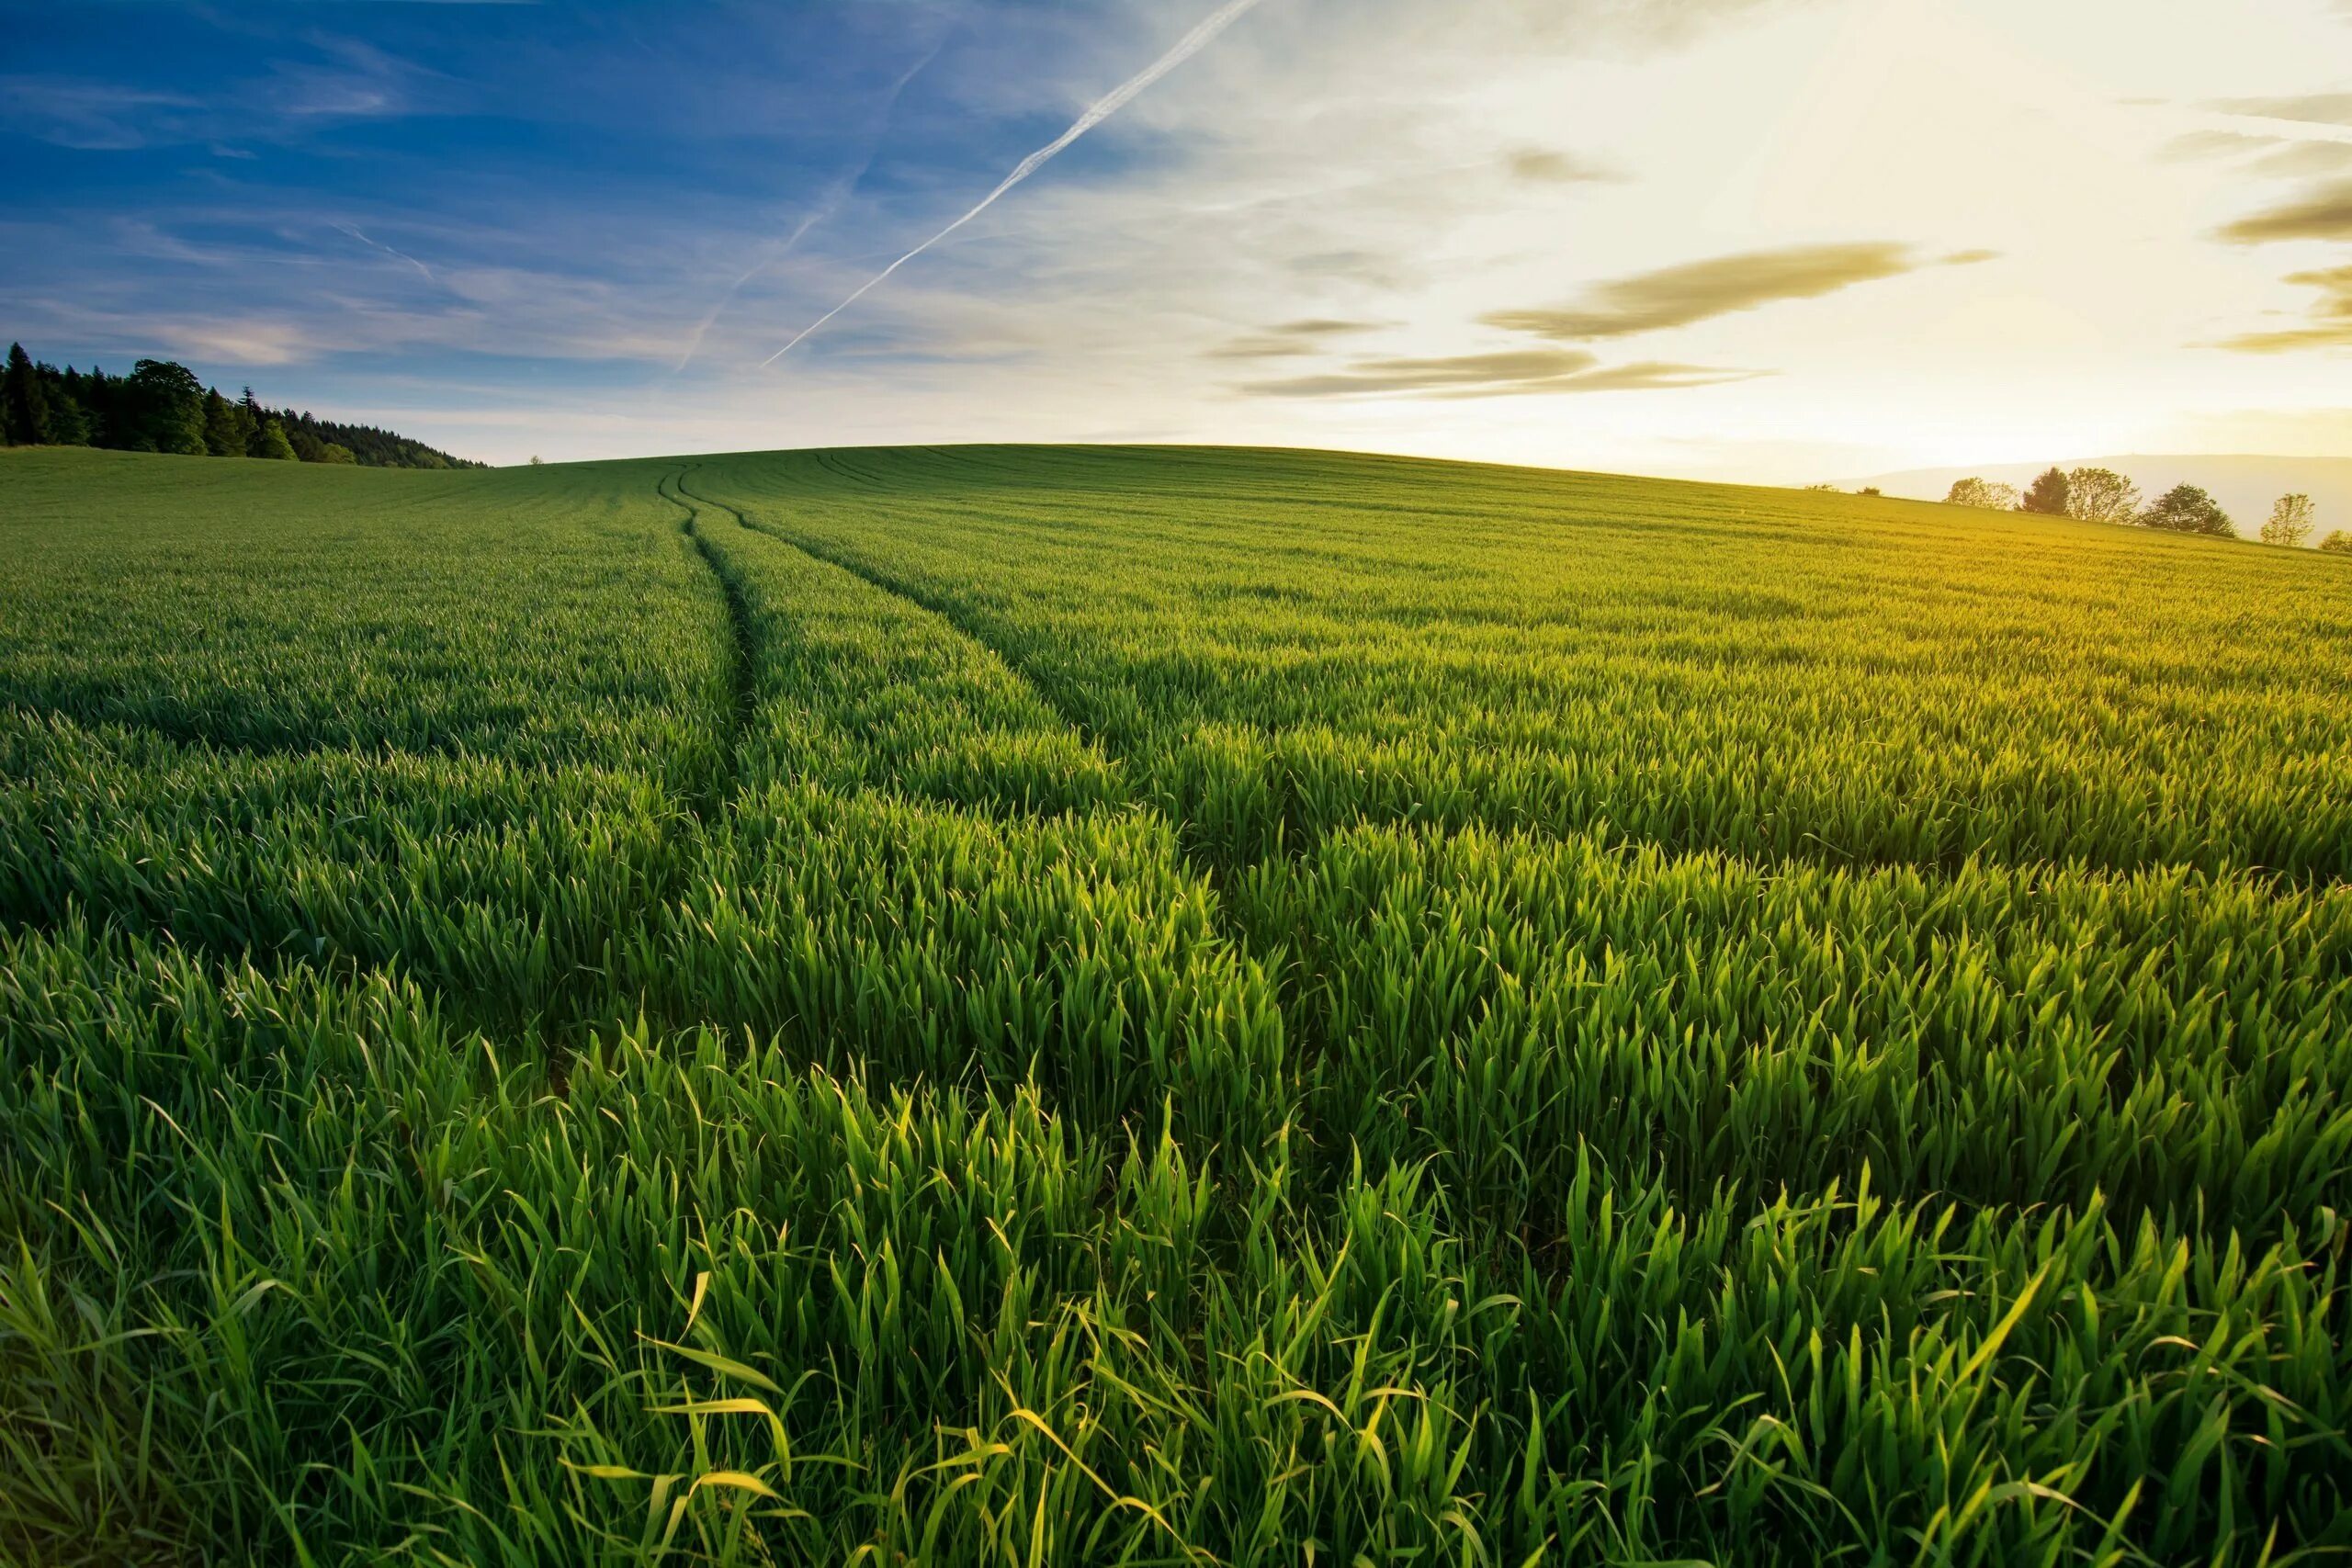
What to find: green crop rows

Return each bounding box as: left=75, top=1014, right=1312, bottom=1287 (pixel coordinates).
left=2, top=442, right=2348, bottom=1566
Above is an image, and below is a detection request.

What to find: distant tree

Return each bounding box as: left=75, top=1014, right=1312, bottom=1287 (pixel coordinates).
left=125, top=358, right=207, bottom=455
left=2064, top=467, right=2139, bottom=524
left=2018, top=467, right=2071, bottom=515
left=2260, top=493, right=2316, bottom=547
left=253, top=418, right=299, bottom=460
left=1945, top=477, right=2019, bottom=510
left=200, top=387, right=245, bottom=457
left=46, top=389, right=89, bottom=446
left=3, top=343, right=53, bottom=445
left=1, top=344, right=478, bottom=468
left=2318, top=530, right=2352, bottom=555
left=227, top=394, right=257, bottom=455
left=529, top=455, right=545, bottom=466
left=75, top=366, right=126, bottom=447
left=240, top=388, right=274, bottom=457
left=2139, top=483, right=2235, bottom=537
left=1857, top=486, right=1882, bottom=496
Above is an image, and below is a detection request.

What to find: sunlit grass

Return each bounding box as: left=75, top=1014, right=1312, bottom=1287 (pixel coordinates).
left=2, top=442, right=2347, bottom=1564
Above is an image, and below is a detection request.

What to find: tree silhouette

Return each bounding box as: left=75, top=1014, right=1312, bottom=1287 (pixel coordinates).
left=1945, top=477, right=2018, bottom=510
left=201, top=388, right=244, bottom=457
left=0, top=344, right=475, bottom=467
left=2064, top=468, right=2139, bottom=524
left=126, top=359, right=207, bottom=455
left=3, top=343, right=53, bottom=446
left=2260, top=494, right=2315, bottom=547
left=2019, top=467, right=2071, bottom=515
left=2139, top=484, right=2235, bottom=537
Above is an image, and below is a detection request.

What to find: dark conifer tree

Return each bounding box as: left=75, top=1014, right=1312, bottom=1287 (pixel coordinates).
left=228, top=395, right=257, bottom=456
left=4, top=343, right=53, bottom=445
left=240, top=388, right=270, bottom=457
left=201, top=387, right=243, bottom=457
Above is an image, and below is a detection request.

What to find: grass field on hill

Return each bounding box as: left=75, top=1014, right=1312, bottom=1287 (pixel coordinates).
left=3, top=442, right=2350, bottom=1566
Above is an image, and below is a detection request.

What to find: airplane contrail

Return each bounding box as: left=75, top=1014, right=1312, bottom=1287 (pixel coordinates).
left=674, top=34, right=948, bottom=377
left=760, top=0, right=1265, bottom=367
left=673, top=205, right=831, bottom=375
left=334, top=222, right=436, bottom=284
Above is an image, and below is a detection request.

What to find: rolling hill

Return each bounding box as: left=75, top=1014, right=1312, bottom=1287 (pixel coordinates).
left=4, top=443, right=2349, bottom=1566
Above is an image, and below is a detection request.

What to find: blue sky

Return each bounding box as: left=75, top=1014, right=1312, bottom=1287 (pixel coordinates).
left=5, top=5, right=1115, bottom=388
left=5, top=0, right=2349, bottom=475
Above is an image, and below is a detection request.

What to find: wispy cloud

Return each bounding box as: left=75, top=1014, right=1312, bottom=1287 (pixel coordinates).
left=1479, top=243, right=1992, bottom=341
left=1272, top=317, right=1385, bottom=335
left=2160, top=129, right=2352, bottom=178
left=2252, top=141, right=2352, bottom=178
left=1205, top=317, right=1385, bottom=358
left=2218, top=264, right=2352, bottom=353
left=0, top=76, right=199, bottom=150
left=2211, top=91, right=2352, bottom=127
left=264, top=37, right=440, bottom=119
left=1504, top=147, right=1618, bottom=184
left=2215, top=177, right=2352, bottom=243
left=0, top=38, right=436, bottom=152
left=1238, top=347, right=1762, bottom=398
left=166, top=319, right=324, bottom=366
left=2159, top=130, right=2282, bottom=162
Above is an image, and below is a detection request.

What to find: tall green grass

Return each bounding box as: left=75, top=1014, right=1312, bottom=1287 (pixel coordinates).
left=714, top=446, right=2352, bottom=881
left=2, top=442, right=2347, bottom=1564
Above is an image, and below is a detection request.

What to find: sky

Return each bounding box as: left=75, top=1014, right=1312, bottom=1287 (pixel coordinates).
left=3, top=0, right=2349, bottom=479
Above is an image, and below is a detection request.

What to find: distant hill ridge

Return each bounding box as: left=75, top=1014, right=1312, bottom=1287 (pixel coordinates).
left=2, top=341, right=480, bottom=469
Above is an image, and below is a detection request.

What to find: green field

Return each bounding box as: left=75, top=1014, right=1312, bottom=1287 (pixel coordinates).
left=3, top=442, right=2349, bottom=1566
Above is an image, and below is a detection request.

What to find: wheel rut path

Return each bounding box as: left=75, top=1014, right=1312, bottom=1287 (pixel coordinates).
left=692, top=481, right=1114, bottom=762
left=673, top=468, right=1301, bottom=1008
left=656, top=466, right=756, bottom=821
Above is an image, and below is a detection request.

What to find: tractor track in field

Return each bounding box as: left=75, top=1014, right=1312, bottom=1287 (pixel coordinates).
left=696, top=475, right=1339, bottom=1189
left=679, top=473, right=1170, bottom=830
left=708, top=494, right=1114, bottom=761
left=656, top=466, right=756, bottom=822
left=680, top=474, right=1303, bottom=974
left=677, top=469, right=1144, bottom=832
left=686, top=481, right=1176, bottom=831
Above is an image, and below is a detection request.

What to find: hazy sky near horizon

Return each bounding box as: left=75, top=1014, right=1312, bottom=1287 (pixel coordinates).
left=4, top=0, right=2349, bottom=476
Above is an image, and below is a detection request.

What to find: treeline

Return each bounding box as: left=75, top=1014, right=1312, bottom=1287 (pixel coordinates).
left=1946, top=466, right=2349, bottom=552
left=1, top=343, right=479, bottom=469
